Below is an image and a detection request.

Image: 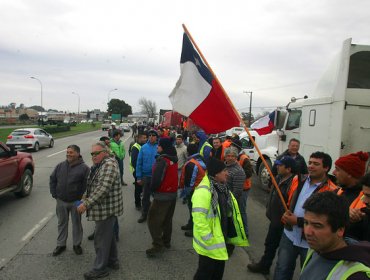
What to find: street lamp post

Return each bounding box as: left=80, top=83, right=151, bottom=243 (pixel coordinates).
left=30, top=76, right=43, bottom=109
left=243, top=91, right=253, bottom=127
left=72, top=92, right=80, bottom=121
left=107, top=88, right=118, bottom=104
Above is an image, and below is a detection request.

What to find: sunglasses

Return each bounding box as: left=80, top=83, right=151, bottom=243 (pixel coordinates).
left=91, top=150, right=104, bottom=156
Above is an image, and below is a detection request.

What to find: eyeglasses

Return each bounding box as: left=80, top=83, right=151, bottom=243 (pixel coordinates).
left=91, top=150, right=104, bottom=157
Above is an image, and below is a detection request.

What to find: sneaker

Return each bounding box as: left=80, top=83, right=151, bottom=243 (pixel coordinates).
left=137, top=215, right=147, bottom=223
left=184, top=230, right=193, bottom=237
left=181, top=224, right=192, bottom=231
left=146, top=247, right=163, bottom=258
left=83, top=269, right=109, bottom=279
left=52, top=246, right=66, bottom=256
left=247, top=262, right=270, bottom=275
left=73, top=245, right=83, bottom=255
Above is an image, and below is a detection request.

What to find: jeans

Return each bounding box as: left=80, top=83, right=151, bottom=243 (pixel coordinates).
left=133, top=173, right=143, bottom=208
left=273, top=232, right=308, bottom=280
left=259, top=223, right=284, bottom=269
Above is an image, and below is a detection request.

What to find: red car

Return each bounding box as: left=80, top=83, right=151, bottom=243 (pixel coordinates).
left=0, top=142, right=35, bottom=197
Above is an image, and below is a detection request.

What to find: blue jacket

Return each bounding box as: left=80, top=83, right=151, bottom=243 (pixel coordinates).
left=196, top=130, right=212, bottom=164
left=135, top=140, right=158, bottom=179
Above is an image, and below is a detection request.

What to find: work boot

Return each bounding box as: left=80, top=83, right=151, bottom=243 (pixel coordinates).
left=52, top=246, right=66, bottom=256
left=83, top=269, right=109, bottom=279
left=137, top=215, right=147, bottom=223
left=247, top=262, right=270, bottom=275
left=87, top=232, right=95, bottom=241
left=184, top=230, right=193, bottom=237
left=146, top=247, right=163, bottom=258
left=181, top=224, right=192, bottom=231
left=73, top=245, right=83, bottom=255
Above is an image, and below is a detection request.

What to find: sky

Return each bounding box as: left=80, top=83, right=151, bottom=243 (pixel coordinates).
left=1, top=0, right=370, bottom=116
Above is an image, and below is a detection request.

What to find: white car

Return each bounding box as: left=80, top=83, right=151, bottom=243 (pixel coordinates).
left=6, top=128, right=54, bottom=152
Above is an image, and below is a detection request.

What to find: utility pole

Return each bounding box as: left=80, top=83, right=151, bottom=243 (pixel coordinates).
left=243, top=91, right=253, bottom=126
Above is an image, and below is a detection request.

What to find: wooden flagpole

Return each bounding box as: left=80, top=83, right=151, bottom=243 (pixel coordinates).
left=182, top=24, right=288, bottom=212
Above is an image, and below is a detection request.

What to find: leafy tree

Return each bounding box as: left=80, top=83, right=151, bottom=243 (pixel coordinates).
left=29, top=105, right=45, bottom=112
left=19, top=113, right=29, bottom=121
left=138, top=97, right=157, bottom=118
left=241, top=112, right=254, bottom=127
left=108, top=98, right=132, bottom=118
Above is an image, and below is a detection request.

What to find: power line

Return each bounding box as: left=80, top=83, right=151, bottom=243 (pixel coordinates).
left=251, top=80, right=316, bottom=92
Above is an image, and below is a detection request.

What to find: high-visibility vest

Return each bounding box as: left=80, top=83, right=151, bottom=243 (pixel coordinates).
left=301, top=249, right=370, bottom=279
left=192, top=175, right=249, bottom=261
left=337, top=189, right=366, bottom=209
left=179, top=158, right=206, bottom=190
left=129, top=143, right=141, bottom=173
left=238, top=154, right=252, bottom=190
left=199, top=141, right=212, bottom=158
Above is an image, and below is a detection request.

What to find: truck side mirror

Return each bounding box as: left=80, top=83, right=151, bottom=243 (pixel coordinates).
left=280, top=134, right=287, bottom=141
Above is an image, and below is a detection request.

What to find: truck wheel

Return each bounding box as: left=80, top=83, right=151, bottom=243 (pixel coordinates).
left=258, top=159, right=272, bottom=189
left=15, top=169, right=33, bottom=197
left=49, top=139, right=54, bottom=148
left=33, top=142, right=39, bottom=152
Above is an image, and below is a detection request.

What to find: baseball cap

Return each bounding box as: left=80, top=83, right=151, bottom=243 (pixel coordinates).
left=275, top=156, right=296, bottom=172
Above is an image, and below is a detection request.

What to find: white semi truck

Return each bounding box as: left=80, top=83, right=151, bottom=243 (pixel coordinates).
left=241, top=38, right=370, bottom=188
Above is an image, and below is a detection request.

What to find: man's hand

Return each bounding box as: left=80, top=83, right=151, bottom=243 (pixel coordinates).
left=349, top=208, right=365, bottom=223
left=281, top=210, right=298, bottom=226
left=77, top=203, right=87, bottom=214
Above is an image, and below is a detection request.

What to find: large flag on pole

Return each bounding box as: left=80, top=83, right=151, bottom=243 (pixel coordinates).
left=251, top=111, right=276, bottom=136
left=169, top=33, right=240, bottom=134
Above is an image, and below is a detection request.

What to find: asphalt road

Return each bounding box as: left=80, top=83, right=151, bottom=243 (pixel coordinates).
left=0, top=131, right=299, bottom=279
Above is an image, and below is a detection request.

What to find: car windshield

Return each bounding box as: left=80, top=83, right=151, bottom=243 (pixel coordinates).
left=11, top=130, right=31, bottom=136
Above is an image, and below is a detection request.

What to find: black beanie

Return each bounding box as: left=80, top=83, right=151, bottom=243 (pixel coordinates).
left=158, top=137, right=173, bottom=150
left=207, top=157, right=226, bottom=177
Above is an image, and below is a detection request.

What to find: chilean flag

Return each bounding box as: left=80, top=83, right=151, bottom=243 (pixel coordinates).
left=169, top=33, right=240, bottom=134
left=251, top=111, right=275, bottom=136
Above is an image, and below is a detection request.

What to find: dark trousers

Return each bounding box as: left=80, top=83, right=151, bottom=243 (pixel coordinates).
left=194, top=255, right=225, bottom=280
left=133, top=173, right=142, bottom=208
left=116, top=158, right=124, bottom=182
left=259, top=223, right=284, bottom=269
left=141, top=176, right=152, bottom=217
left=147, top=199, right=176, bottom=248
left=93, top=216, right=118, bottom=271
left=185, top=190, right=194, bottom=227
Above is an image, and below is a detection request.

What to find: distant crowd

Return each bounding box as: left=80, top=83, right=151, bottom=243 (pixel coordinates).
left=49, top=123, right=370, bottom=280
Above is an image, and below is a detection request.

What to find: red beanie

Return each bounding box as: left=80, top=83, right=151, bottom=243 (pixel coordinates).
left=335, top=151, right=369, bottom=179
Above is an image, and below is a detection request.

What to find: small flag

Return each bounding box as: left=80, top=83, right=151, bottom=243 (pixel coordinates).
left=251, top=111, right=275, bottom=135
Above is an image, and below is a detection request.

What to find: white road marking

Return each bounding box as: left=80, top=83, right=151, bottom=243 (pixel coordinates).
left=47, top=149, right=66, bottom=158
left=21, top=212, right=54, bottom=242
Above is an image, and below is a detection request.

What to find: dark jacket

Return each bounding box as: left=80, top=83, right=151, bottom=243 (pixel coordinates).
left=272, top=150, right=308, bottom=177
left=225, top=161, right=246, bottom=201
left=50, top=158, right=90, bottom=202
left=266, top=174, right=295, bottom=226
left=300, top=241, right=370, bottom=280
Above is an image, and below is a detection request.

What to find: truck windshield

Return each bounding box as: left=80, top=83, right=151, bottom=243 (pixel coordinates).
left=347, top=51, right=370, bottom=89
left=285, top=110, right=302, bottom=130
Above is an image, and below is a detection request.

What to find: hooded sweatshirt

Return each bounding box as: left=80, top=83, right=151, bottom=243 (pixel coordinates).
left=300, top=240, right=370, bottom=280
left=195, top=131, right=212, bottom=164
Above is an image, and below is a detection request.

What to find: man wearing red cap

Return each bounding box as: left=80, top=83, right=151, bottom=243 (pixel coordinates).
left=334, top=151, right=369, bottom=241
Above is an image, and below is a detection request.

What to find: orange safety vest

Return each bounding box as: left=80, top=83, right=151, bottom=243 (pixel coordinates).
left=238, top=154, right=252, bottom=190
left=179, top=158, right=206, bottom=190
left=287, top=175, right=338, bottom=209
left=337, top=189, right=366, bottom=209
left=222, top=139, right=232, bottom=149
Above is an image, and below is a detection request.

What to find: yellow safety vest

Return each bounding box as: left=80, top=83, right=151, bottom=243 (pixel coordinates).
left=129, top=143, right=141, bottom=173
left=192, top=174, right=249, bottom=261
left=302, top=249, right=370, bottom=280
left=199, top=141, right=212, bottom=158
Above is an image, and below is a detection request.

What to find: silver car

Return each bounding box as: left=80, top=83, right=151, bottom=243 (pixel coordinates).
left=6, top=128, right=54, bottom=152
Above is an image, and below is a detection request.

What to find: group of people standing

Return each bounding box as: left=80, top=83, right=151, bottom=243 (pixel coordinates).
left=48, top=126, right=370, bottom=280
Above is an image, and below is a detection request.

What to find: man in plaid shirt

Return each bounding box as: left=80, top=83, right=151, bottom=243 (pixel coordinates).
left=77, top=141, right=123, bottom=279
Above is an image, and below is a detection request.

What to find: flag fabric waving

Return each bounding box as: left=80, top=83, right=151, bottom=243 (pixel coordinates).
left=251, top=111, right=275, bottom=135
left=169, top=33, right=240, bottom=134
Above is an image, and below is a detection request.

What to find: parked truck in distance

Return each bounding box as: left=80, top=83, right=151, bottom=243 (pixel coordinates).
left=242, top=38, right=370, bottom=188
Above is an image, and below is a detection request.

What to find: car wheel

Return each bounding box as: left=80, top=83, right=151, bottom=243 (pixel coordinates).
left=49, top=139, right=54, bottom=148
left=258, top=158, right=272, bottom=189
left=15, top=169, right=33, bottom=197
left=33, top=142, right=39, bottom=152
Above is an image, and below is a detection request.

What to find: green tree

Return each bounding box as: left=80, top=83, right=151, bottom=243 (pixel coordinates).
left=19, top=113, right=30, bottom=122
left=241, top=112, right=254, bottom=127
left=29, top=105, right=45, bottom=112
left=108, top=99, right=132, bottom=118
